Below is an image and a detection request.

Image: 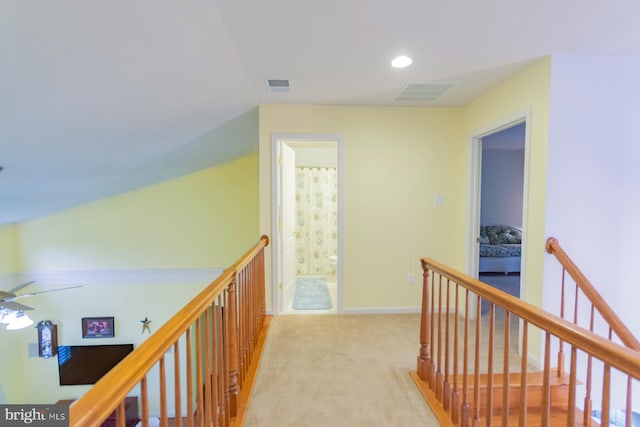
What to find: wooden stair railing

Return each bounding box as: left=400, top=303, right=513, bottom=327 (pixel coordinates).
left=546, top=237, right=640, bottom=351
left=70, top=235, right=269, bottom=427
left=547, top=237, right=640, bottom=425
left=412, top=257, right=640, bottom=427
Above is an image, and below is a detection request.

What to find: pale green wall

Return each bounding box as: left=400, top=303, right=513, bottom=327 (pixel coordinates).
left=0, top=153, right=259, bottom=405
left=259, top=105, right=466, bottom=310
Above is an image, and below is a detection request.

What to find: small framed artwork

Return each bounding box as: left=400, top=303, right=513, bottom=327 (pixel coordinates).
left=37, top=320, right=58, bottom=358
left=82, top=316, right=115, bottom=338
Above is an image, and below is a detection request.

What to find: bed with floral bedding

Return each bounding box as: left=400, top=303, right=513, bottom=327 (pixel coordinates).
left=479, top=224, right=522, bottom=273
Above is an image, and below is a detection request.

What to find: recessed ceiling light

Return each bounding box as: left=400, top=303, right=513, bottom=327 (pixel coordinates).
left=391, top=55, right=412, bottom=69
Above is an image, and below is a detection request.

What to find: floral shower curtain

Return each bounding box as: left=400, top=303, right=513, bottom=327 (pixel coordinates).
left=295, top=167, right=338, bottom=275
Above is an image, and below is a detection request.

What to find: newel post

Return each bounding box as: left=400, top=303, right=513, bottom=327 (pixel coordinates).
left=227, top=270, right=239, bottom=417
left=417, top=260, right=433, bottom=385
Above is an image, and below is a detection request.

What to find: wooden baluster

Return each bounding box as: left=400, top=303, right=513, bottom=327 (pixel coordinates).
left=437, top=275, right=444, bottom=400
left=141, top=376, right=149, bottom=427
left=173, top=341, right=183, bottom=427
left=444, top=278, right=452, bottom=412
left=186, top=328, right=194, bottom=427
left=584, top=305, right=595, bottom=427
left=626, top=376, right=632, bottom=427
left=236, top=273, right=244, bottom=386
left=220, top=293, right=229, bottom=427
left=462, top=289, right=471, bottom=427
left=501, top=312, right=511, bottom=427
left=418, top=263, right=432, bottom=384
left=601, top=364, right=611, bottom=427
left=452, top=282, right=461, bottom=425
left=196, top=318, right=204, bottom=427
left=243, top=269, right=250, bottom=382
left=567, top=346, right=577, bottom=427
left=243, top=268, right=251, bottom=369
left=204, top=309, right=213, bottom=426
left=116, top=400, right=125, bottom=427
left=159, top=357, right=168, bottom=427
left=541, top=332, right=551, bottom=427
left=227, top=272, right=239, bottom=417
left=473, top=296, right=481, bottom=427
left=211, top=303, right=220, bottom=427
left=519, top=321, right=528, bottom=427
left=486, top=303, right=495, bottom=427
left=558, top=268, right=566, bottom=380
left=430, top=270, right=436, bottom=387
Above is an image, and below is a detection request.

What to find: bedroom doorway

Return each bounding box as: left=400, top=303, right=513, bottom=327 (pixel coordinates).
left=272, top=134, right=344, bottom=315
left=478, top=122, right=525, bottom=303
left=469, top=115, right=530, bottom=301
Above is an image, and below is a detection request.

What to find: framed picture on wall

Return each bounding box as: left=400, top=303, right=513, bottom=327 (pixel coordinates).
left=82, top=316, right=115, bottom=338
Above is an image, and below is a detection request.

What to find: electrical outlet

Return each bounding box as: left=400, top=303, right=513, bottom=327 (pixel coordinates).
left=407, top=273, right=416, bottom=285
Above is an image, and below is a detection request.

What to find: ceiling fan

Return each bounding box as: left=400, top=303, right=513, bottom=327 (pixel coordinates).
left=0, top=281, right=82, bottom=330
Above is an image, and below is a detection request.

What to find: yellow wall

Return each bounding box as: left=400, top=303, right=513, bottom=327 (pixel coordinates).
left=16, top=153, right=259, bottom=271
left=259, top=105, right=466, bottom=310
left=1, top=153, right=259, bottom=405
left=0, top=224, right=20, bottom=403
left=462, top=57, right=551, bottom=308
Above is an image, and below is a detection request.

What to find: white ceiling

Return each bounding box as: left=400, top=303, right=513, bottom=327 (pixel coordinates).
left=2, top=1, right=640, bottom=224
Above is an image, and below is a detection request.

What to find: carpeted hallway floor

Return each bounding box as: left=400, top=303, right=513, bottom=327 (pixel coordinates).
left=243, top=314, right=440, bottom=426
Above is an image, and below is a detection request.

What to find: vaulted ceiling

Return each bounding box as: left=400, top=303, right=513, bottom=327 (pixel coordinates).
left=2, top=1, right=640, bottom=224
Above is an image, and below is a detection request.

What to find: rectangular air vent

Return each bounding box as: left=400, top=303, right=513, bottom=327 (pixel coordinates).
left=394, top=83, right=455, bottom=102
left=266, top=79, right=291, bottom=93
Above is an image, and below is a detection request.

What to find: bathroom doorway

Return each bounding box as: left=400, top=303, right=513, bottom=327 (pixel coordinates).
left=272, top=134, right=344, bottom=315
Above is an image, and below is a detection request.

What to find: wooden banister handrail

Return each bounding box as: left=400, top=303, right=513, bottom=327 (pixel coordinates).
left=70, top=235, right=269, bottom=427
left=546, top=236, right=640, bottom=351
left=420, top=258, right=640, bottom=380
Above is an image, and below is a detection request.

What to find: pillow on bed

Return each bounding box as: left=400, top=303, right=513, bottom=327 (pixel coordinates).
left=482, top=225, right=522, bottom=245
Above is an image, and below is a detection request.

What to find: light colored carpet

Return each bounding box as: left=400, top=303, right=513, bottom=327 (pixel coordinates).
left=243, top=314, right=440, bottom=426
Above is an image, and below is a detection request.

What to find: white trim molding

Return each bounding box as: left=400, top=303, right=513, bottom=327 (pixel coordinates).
left=0, top=268, right=224, bottom=288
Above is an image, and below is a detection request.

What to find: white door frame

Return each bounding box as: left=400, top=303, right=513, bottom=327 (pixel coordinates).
left=271, top=133, right=345, bottom=314
left=467, top=110, right=532, bottom=296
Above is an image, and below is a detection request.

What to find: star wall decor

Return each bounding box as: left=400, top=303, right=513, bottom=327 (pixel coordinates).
left=140, top=316, right=152, bottom=334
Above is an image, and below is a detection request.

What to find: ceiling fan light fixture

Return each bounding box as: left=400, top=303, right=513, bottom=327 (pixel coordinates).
left=5, top=311, right=34, bottom=330
left=0, top=309, right=15, bottom=324
left=391, top=55, right=412, bottom=69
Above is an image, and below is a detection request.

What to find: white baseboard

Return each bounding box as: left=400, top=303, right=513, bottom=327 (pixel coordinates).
left=342, top=306, right=421, bottom=315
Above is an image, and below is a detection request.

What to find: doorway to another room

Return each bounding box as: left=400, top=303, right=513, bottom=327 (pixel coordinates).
left=272, top=135, right=344, bottom=315
left=476, top=122, right=526, bottom=305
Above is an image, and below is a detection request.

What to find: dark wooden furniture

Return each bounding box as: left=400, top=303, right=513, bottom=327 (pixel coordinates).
left=57, top=396, right=139, bottom=427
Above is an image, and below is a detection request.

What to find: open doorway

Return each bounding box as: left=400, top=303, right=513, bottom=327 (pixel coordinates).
left=272, top=134, right=344, bottom=315
left=478, top=122, right=526, bottom=305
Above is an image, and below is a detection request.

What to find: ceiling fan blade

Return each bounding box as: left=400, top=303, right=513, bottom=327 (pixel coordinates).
left=0, top=301, right=34, bottom=311
left=7, top=285, right=83, bottom=301
left=7, top=280, right=36, bottom=294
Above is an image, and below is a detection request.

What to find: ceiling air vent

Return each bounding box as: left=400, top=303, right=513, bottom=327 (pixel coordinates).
left=266, top=79, right=291, bottom=93
left=394, top=83, right=455, bottom=102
